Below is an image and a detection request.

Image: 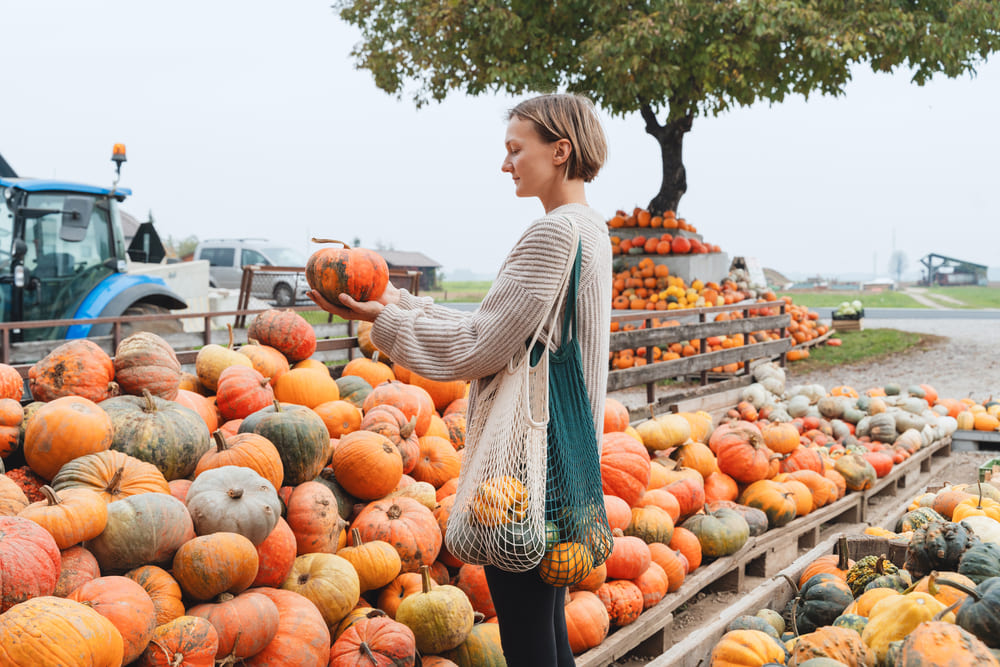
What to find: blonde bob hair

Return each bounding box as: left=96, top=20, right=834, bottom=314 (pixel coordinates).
left=508, top=93, right=607, bottom=183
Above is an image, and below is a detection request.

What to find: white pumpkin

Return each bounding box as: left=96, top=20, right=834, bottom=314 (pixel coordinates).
left=958, top=515, right=1000, bottom=546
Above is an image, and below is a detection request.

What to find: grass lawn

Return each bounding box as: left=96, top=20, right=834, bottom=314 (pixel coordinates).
left=791, top=328, right=945, bottom=372
left=924, top=286, right=1000, bottom=309
left=777, top=291, right=925, bottom=308
left=423, top=281, right=492, bottom=303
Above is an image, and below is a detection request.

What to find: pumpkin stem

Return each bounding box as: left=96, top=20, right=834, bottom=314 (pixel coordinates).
left=977, top=481, right=984, bottom=510
left=40, top=485, right=61, bottom=505
left=226, top=323, right=235, bottom=350
left=836, top=535, right=851, bottom=570
left=311, top=238, right=351, bottom=248
left=228, top=487, right=245, bottom=500
left=350, top=527, right=364, bottom=547
left=105, top=467, right=125, bottom=496
left=272, top=398, right=283, bottom=412
left=875, top=555, right=886, bottom=576
left=927, top=572, right=940, bottom=596
left=359, top=641, right=379, bottom=663
left=371, top=350, right=380, bottom=364
left=140, top=387, right=158, bottom=412
left=400, top=417, right=416, bottom=440
left=790, top=596, right=800, bottom=638
left=776, top=573, right=799, bottom=594
left=419, top=564, right=434, bottom=594
left=386, top=503, right=402, bottom=520
left=934, top=598, right=963, bottom=622
left=212, top=429, right=230, bottom=452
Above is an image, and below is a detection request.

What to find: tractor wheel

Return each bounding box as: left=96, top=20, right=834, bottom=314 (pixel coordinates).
left=121, top=303, right=185, bottom=336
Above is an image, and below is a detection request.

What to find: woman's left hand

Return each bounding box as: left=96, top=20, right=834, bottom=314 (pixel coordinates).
left=307, top=290, right=385, bottom=322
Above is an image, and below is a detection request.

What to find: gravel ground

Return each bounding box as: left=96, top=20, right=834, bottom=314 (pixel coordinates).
left=786, top=318, right=1000, bottom=403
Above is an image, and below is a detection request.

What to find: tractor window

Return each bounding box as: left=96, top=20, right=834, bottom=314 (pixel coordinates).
left=23, top=194, right=112, bottom=278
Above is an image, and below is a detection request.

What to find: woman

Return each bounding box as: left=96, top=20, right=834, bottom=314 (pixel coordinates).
left=309, top=93, right=612, bottom=666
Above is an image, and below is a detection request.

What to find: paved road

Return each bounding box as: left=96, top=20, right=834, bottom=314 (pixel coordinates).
left=816, top=307, right=1000, bottom=319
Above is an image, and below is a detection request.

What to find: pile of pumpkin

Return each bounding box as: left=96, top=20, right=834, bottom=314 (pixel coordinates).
left=607, top=207, right=723, bottom=257
left=610, top=273, right=826, bottom=373
left=707, top=480, right=1000, bottom=666
left=0, top=309, right=504, bottom=666
left=953, top=400, right=1000, bottom=433
left=610, top=257, right=751, bottom=311
left=571, top=376, right=962, bottom=655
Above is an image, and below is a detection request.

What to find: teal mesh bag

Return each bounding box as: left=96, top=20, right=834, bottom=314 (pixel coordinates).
left=532, top=237, right=614, bottom=587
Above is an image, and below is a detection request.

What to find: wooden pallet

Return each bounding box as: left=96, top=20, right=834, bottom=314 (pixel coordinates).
left=952, top=429, right=1000, bottom=452
left=573, top=435, right=953, bottom=667
left=646, top=477, right=940, bottom=667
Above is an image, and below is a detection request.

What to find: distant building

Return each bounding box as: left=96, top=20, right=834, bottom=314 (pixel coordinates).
left=375, top=250, right=442, bottom=292
left=919, top=254, right=988, bottom=286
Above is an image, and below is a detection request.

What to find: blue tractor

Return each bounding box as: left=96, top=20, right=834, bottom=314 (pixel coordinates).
left=0, top=146, right=188, bottom=341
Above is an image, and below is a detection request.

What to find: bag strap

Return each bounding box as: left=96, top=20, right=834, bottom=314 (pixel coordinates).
left=559, top=237, right=583, bottom=345
left=522, top=223, right=580, bottom=363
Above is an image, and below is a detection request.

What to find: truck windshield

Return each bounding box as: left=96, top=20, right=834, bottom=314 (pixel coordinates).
left=261, top=247, right=307, bottom=267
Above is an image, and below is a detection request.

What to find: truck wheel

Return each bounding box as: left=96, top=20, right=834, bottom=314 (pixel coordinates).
left=273, top=283, right=295, bottom=307
left=121, top=303, right=185, bottom=336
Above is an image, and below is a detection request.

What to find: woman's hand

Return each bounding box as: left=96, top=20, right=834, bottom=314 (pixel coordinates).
left=307, top=282, right=400, bottom=322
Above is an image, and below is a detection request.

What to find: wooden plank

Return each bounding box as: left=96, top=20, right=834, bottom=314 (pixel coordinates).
left=647, top=535, right=843, bottom=667
left=607, top=339, right=791, bottom=391
left=611, top=314, right=790, bottom=351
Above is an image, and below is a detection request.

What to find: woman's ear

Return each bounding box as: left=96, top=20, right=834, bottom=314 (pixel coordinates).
left=552, top=138, right=572, bottom=166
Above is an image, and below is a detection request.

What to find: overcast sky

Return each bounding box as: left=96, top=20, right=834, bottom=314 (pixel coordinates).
left=4, top=1, right=998, bottom=282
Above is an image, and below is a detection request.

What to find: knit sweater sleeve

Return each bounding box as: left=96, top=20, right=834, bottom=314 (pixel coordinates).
left=369, top=218, right=575, bottom=382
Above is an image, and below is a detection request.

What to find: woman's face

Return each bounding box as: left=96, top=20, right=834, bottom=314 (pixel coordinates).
left=501, top=117, right=566, bottom=202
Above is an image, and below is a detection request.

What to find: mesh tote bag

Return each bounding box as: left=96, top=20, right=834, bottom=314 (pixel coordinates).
left=534, top=235, right=613, bottom=587
left=444, top=227, right=578, bottom=572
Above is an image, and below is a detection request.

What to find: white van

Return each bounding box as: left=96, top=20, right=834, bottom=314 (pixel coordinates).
left=193, top=238, right=310, bottom=306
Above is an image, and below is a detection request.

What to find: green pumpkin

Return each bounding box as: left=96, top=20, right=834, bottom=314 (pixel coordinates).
left=100, top=390, right=211, bottom=481
left=864, top=570, right=912, bottom=594
left=832, top=613, right=868, bottom=635
left=396, top=565, right=474, bottom=654
left=906, top=385, right=926, bottom=399
left=958, top=541, right=1000, bottom=585
left=240, top=401, right=329, bottom=486
left=727, top=614, right=779, bottom=638
left=441, top=622, right=506, bottom=667
left=896, top=507, right=946, bottom=533
left=904, top=520, right=980, bottom=579
left=834, top=453, right=877, bottom=492
left=314, top=466, right=361, bottom=521
left=756, top=608, right=785, bottom=636
left=334, top=375, right=372, bottom=409
left=846, top=555, right=900, bottom=597
left=785, top=573, right=854, bottom=635
left=884, top=640, right=904, bottom=666
left=708, top=500, right=769, bottom=537
left=544, top=520, right=561, bottom=549
left=681, top=506, right=749, bottom=558
left=884, top=383, right=901, bottom=396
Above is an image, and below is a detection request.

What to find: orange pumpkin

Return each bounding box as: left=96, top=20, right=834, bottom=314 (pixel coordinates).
left=306, top=239, right=389, bottom=304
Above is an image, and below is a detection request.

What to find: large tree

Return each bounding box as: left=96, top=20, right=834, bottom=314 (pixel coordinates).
left=336, top=1, right=1000, bottom=214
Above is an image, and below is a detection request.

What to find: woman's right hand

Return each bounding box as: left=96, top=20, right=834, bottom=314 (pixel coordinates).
left=307, top=281, right=400, bottom=322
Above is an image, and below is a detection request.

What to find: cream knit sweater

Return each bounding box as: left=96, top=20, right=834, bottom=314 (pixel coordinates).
left=370, top=203, right=612, bottom=437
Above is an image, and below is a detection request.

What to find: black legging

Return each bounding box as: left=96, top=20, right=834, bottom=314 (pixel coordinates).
left=484, top=565, right=575, bottom=666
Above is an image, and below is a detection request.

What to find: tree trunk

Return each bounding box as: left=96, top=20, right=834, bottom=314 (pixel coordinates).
left=641, top=104, right=693, bottom=217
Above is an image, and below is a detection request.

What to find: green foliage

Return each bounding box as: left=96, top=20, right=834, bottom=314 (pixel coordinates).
left=778, top=291, right=925, bottom=308
left=336, top=1, right=1000, bottom=120
left=925, top=286, right=1000, bottom=309
left=790, top=329, right=942, bottom=371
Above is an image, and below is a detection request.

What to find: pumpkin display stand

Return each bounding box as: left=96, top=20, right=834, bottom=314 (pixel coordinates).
left=612, top=228, right=731, bottom=285
left=951, top=430, right=1000, bottom=454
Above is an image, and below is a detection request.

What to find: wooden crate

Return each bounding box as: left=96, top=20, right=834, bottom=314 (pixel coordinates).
left=833, top=318, right=863, bottom=332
